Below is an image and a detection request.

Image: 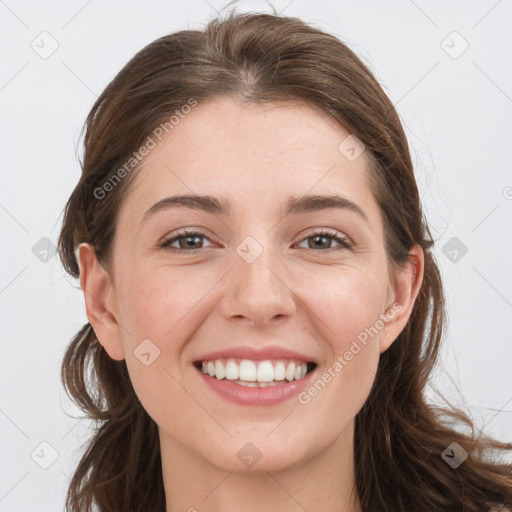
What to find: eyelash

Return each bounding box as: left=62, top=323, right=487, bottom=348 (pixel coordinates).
left=159, top=228, right=353, bottom=254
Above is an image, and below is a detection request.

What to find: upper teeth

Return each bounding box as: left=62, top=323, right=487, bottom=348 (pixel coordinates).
left=200, top=359, right=308, bottom=383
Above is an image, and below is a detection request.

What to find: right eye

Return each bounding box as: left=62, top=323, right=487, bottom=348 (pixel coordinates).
left=159, top=230, right=214, bottom=253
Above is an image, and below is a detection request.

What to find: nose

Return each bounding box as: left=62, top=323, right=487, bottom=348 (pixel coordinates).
left=219, top=240, right=297, bottom=327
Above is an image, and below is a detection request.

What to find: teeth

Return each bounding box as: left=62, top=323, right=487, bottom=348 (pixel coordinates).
left=198, top=358, right=310, bottom=384
left=285, top=362, right=296, bottom=381
left=274, top=362, right=286, bottom=380
left=239, top=360, right=257, bottom=381
left=215, top=360, right=226, bottom=380
left=256, top=360, right=274, bottom=382
left=225, top=360, right=238, bottom=380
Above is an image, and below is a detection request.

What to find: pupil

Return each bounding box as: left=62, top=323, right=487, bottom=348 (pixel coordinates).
left=183, top=235, right=201, bottom=249
left=312, top=235, right=329, bottom=249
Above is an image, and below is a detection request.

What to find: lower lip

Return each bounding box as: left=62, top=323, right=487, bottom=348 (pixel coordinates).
left=196, top=367, right=315, bottom=406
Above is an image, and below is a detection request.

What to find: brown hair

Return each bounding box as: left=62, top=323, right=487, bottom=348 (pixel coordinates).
left=57, top=9, right=512, bottom=512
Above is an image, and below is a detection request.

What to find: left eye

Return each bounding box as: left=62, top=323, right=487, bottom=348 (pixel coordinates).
left=160, top=229, right=352, bottom=253
left=296, top=231, right=352, bottom=251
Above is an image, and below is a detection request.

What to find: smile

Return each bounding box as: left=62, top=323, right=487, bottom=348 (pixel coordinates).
left=196, top=358, right=315, bottom=386
left=193, top=358, right=317, bottom=405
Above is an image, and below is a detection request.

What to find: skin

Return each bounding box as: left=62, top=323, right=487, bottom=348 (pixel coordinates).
left=79, top=97, right=424, bottom=512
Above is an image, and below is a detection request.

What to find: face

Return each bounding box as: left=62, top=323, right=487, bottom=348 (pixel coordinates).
left=80, top=97, right=422, bottom=474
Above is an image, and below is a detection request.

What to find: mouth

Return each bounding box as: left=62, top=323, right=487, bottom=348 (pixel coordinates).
left=193, top=358, right=317, bottom=387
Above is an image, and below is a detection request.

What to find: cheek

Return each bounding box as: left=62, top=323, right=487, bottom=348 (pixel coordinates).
left=299, top=261, right=388, bottom=353
left=269, top=264, right=386, bottom=435
left=115, top=265, right=223, bottom=424
left=294, top=271, right=384, bottom=449
left=115, top=262, right=209, bottom=343
left=295, top=265, right=385, bottom=404
left=116, top=268, right=197, bottom=430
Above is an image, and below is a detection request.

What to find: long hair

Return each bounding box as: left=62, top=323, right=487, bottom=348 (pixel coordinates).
left=57, top=9, right=512, bottom=511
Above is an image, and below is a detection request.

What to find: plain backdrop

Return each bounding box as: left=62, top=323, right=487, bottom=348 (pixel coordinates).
left=1, top=0, right=511, bottom=510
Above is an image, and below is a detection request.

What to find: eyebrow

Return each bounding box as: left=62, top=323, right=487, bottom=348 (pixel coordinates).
left=142, top=193, right=368, bottom=223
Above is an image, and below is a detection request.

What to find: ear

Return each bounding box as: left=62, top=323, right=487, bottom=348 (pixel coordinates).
left=78, top=243, right=125, bottom=360
left=379, top=243, right=424, bottom=353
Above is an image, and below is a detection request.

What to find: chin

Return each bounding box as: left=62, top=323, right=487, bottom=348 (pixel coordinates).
left=198, top=430, right=316, bottom=475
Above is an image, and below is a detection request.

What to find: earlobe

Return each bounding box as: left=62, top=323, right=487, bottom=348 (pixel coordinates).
left=379, top=244, right=425, bottom=353
left=78, top=243, right=125, bottom=361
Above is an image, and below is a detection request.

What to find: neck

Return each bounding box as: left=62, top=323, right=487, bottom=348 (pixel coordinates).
left=161, top=420, right=362, bottom=512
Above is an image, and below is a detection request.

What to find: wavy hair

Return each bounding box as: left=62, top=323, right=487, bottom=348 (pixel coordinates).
left=57, top=9, right=512, bottom=512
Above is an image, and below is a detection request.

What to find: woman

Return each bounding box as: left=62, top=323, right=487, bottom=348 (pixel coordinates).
left=57, top=9, right=512, bottom=512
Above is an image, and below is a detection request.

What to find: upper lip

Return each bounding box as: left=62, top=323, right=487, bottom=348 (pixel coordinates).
left=194, top=345, right=317, bottom=363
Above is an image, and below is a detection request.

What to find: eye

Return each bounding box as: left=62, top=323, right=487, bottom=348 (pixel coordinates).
left=159, top=228, right=353, bottom=254
left=296, top=229, right=353, bottom=252
left=159, top=229, right=214, bottom=253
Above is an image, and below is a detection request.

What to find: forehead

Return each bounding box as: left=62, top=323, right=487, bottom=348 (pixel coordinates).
left=118, top=97, right=378, bottom=223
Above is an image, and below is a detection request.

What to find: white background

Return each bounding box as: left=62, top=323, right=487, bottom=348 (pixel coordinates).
left=1, top=0, right=511, bottom=510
